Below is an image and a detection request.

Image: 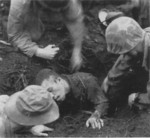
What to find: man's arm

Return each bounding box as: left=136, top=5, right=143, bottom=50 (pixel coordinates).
left=7, top=0, right=38, bottom=57
left=101, top=54, right=135, bottom=105
left=62, top=0, right=85, bottom=71
left=7, top=0, right=59, bottom=59
left=85, top=74, right=109, bottom=129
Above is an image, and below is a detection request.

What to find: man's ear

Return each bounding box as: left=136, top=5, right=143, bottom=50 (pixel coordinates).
left=47, top=87, right=53, bottom=92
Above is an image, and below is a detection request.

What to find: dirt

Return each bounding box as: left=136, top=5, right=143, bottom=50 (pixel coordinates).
left=0, top=1, right=150, bottom=137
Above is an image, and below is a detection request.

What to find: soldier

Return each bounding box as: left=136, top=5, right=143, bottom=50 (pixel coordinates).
left=7, top=0, right=85, bottom=71
left=36, top=68, right=109, bottom=130
left=102, top=16, right=150, bottom=111
left=0, top=85, right=59, bottom=137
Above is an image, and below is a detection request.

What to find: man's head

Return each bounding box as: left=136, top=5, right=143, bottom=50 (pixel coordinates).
left=105, top=17, right=145, bottom=55
left=4, top=85, right=59, bottom=127
left=36, top=69, right=70, bottom=101
left=37, top=0, right=69, bottom=11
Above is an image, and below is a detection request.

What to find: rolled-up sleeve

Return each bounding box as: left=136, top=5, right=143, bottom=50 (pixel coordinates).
left=7, top=0, right=38, bottom=57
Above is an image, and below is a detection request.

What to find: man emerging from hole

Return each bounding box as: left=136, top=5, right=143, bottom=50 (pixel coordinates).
left=35, top=69, right=109, bottom=130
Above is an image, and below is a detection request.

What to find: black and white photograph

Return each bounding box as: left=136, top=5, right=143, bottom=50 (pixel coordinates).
left=0, top=0, right=150, bottom=137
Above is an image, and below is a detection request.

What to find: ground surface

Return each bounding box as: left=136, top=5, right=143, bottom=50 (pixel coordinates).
left=0, top=1, right=150, bottom=137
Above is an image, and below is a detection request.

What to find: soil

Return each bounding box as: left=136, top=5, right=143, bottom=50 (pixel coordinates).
left=0, top=1, right=150, bottom=137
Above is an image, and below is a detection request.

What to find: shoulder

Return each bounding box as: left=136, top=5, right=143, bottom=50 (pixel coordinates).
left=74, top=72, right=98, bottom=83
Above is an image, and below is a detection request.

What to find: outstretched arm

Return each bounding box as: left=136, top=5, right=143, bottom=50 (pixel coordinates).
left=86, top=75, right=109, bottom=130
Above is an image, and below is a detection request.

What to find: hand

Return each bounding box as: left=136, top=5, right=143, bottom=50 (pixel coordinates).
left=86, top=117, right=104, bottom=130
left=36, top=44, right=59, bottom=60
left=128, top=93, right=138, bottom=107
left=101, top=77, right=109, bottom=93
left=71, top=49, right=83, bottom=72
left=30, top=125, right=54, bottom=137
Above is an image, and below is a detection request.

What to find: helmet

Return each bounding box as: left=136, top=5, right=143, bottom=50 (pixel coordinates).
left=105, top=17, right=145, bottom=54
left=37, top=0, right=69, bottom=11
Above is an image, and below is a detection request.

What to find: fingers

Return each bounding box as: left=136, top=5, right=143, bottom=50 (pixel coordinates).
left=36, top=132, right=48, bottom=137
left=86, top=118, right=104, bottom=130
left=100, top=119, right=104, bottom=127
left=86, top=120, right=89, bottom=128
left=48, top=44, right=59, bottom=51
left=30, top=125, right=54, bottom=137
left=53, top=47, right=59, bottom=51
left=44, top=126, right=54, bottom=132
left=97, top=119, right=104, bottom=129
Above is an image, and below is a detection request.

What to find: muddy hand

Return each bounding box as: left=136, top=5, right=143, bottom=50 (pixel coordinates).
left=86, top=117, right=104, bottom=130
left=30, top=125, right=54, bottom=137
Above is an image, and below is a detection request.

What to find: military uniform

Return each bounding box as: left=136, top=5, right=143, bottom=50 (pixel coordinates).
left=61, top=72, right=109, bottom=118
left=102, top=17, right=150, bottom=109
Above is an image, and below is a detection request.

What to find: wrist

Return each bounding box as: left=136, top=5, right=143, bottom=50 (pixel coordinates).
left=35, top=48, right=44, bottom=58
left=91, top=110, right=101, bottom=119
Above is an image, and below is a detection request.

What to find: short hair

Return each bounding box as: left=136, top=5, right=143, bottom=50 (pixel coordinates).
left=35, top=69, right=60, bottom=85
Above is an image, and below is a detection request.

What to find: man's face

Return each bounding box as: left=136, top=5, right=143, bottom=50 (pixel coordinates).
left=41, top=75, right=67, bottom=101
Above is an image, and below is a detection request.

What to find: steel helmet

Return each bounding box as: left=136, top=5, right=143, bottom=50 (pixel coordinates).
left=105, top=17, right=145, bottom=54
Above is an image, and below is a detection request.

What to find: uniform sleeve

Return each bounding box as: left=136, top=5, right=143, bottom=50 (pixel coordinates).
left=7, top=0, right=38, bottom=57
left=86, top=74, right=109, bottom=118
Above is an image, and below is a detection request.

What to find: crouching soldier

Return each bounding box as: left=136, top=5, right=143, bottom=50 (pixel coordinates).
left=102, top=16, right=150, bottom=110
left=7, top=0, right=85, bottom=71
left=35, top=69, right=109, bottom=130
left=0, top=85, right=59, bottom=137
